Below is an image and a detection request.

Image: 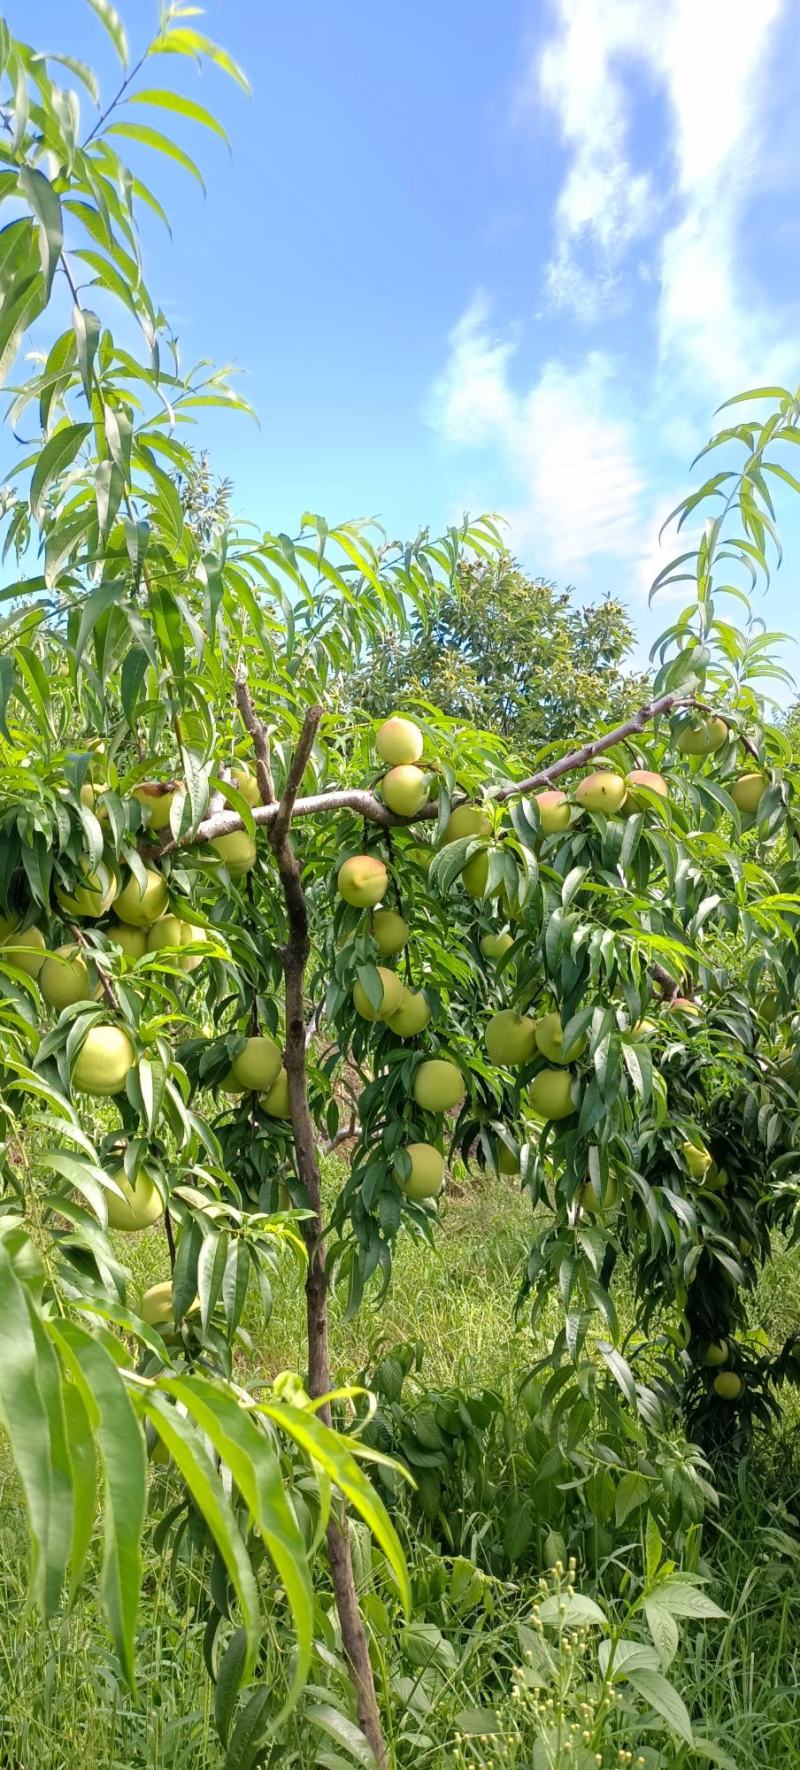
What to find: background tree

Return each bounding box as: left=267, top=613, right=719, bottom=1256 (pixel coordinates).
left=349, top=551, right=647, bottom=755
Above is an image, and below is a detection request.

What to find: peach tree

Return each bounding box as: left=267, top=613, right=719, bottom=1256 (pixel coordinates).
left=2, top=7, right=800, bottom=1765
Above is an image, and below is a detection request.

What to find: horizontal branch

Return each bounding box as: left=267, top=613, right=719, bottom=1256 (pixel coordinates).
left=159, top=690, right=704, bottom=855
left=320, top=1119, right=358, bottom=1155
left=500, top=691, right=685, bottom=798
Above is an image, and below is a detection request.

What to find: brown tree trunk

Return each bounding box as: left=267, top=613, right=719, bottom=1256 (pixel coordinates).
left=238, top=688, right=388, bottom=1768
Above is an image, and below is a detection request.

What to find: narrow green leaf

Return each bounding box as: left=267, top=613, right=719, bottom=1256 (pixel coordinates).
left=146, top=28, right=251, bottom=93
left=0, top=654, right=13, bottom=739
left=18, top=167, right=63, bottom=298
left=119, top=643, right=149, bottom=728
left=626, top=1668, right=693, bottom=1743
left=161, top=1374, right=314, bottom=1723
left=143, top=1389, right=262, bottom=1680
left=644, top=1598, right=679, bottom=1667
left=61, top=1380, right=97, bottom=1606
left=39, top=52, right=101, bottom=102
left=105, top=122, right=206, bottom=191
left=0, top=1246, right=63, bottom=1616
left=53, top=1322, right=146, bottom=1690
left=85, top=0, right=128, bottom=65
left=72, top=304, right=100, bottom=399
left=128, top=88, right=229, bottom=143
left=29, top=423, right=90, bottom=519
left=306, top=1703, right=374, bottom=1767
left=260, top=1400, right=411, bottom=1614
left=214, top=1627, right=248, bottom=1747
left=24, top=1301, right=74, bottom=1619
left=75, top=579, right=128, bottom=665
left=224, top=1687, right=273, bottom=1770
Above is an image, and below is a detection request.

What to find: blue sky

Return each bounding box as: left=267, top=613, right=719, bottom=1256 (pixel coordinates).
left=9, top=0, right=800, bottom=675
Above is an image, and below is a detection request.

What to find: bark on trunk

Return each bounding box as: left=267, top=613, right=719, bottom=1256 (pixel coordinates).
left=238, top=691, right=387, bottom=1768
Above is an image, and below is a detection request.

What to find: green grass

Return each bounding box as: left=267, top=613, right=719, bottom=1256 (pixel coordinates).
left=2, top=1173, right=800, bottom=1767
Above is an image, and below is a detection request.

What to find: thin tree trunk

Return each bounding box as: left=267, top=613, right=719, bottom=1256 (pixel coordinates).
left=238, top=687, right=388, bottom=1768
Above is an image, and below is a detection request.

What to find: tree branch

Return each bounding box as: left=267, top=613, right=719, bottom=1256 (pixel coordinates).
left=320, top=1118, right=358, bottom=1155
left=269, top=705, right=323, bottom=853
left=160, top=690, right=701, bottom=856
left=500, top=690, right=684, bottom=797
left=235, top=677, right=276, bottom=805
left=69, top=925, right=120, bottom=1014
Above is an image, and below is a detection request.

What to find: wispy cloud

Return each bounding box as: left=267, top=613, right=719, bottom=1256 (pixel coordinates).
left=426, top=0, right=794, bottom=598
left=428, top=303, right=643, bottom=573
left=538, top=0, right=787, bottom=389
left=537, top=0, right=657, bottom=318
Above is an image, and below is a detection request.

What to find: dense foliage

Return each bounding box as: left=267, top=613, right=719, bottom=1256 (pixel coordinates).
left=3, top=7, right=800, bottom=1765
left=349, top=552, right=646, bottom=754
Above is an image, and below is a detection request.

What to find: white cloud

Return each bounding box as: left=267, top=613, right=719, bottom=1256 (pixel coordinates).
left=538, top=0, right=657, bottom=316
left=427, top=295, right=518, bottom=447
left=428, top=305, right=643, bottom=574
left=425, top=0, right=794, bottom=602
left=537, top=0, right=788, bottom=391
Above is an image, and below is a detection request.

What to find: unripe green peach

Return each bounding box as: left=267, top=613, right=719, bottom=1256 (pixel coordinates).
left=713, top=1370, right=743, bottom=1400
left=683, top=1140, right=711, bottom=1181
left=222, top=1035, right=283, bottom=1095
left=534, top=1011, right=587, bottom=1065
left=372, top=909, right=409, bottom=956
left=0, top=911, right=21, bottom=941
left=141, top=1281, right=173, bottom=1325
left=441, top=804, right=491, bottom=844
left=574, top=771, right=627, bottom=815
left=146, top=914, right=185, bottom=954
left=133, top=780, right=183, bottom=831
left=731, top=773, right=767, bottom=816
left=385, top=987, right=431, bottom=1037
left=461, top=850, right=490, bottom=898
left=530, top=1068, right=574, bottom=1121
left=72, top=1024, right=136, bottom=1095
left=337, top=855, right=388, bottom=908
left=412, top=1058, right=465, bottom=1113
left=702, top=1340, right=728, bottom=1368
left=55, top=861, right=117, bottom=920
left=381, top=765, right=428, bottom=818
left=212, top=831, right=257, bottom=877
left=264, top=1067, right=291, bottom=1119
left=581, top=1172, right=618, bottom=1214
left=39, top=944, right=92, bottom=1009
left=106, top=1165, right=163, bottom=1232
left=3, top=924, right=46, bottom=976
left=394, top=1142, right=444, bottom=1200
left=107, top=921, right=147, bottom=960
left=178, top=923, right=206, bottom=974
left=480, top=930, right=514, bottom=961
left=497, top=1140, right=521, bottom=1175
left=485, top=1009, right=537, bottom=1066
left=227, top=766, right=261, bottom=806
left=376, top=715, right=423, bottom=766
left=353, top=967, right=404, bottom=1022
left=676, top=716, right=727, bottom=756
left=115, top=868, right=168, bottom=928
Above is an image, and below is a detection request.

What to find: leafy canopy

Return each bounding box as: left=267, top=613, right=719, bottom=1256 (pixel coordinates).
left=3, top=3, right=800, bottom=1759
left=350, top=551, right=647, bottom=755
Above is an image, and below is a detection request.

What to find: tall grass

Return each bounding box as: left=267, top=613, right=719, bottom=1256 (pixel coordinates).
left=1, top=1171, right=799, bottom=1766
